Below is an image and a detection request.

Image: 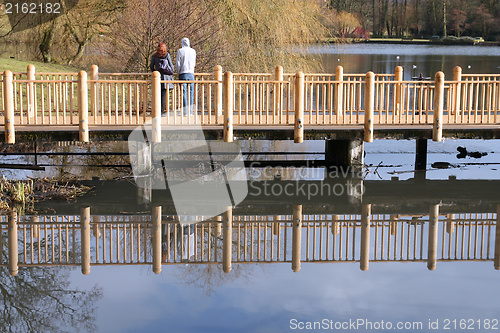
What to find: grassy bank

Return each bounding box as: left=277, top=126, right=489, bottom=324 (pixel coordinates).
left=0, top=177, right=93, bottom=212
left=0, top=57, right=83, bottom=73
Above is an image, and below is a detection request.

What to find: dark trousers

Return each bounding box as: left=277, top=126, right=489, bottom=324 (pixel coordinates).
left=161, top=88, right=166, bottom=113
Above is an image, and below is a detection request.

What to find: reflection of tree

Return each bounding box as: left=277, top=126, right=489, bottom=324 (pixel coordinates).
left=168, top=225, right=252, bottom=295
left=172, top=263, right=250, bottom=296
left=0, top=237, right=102, bottom=332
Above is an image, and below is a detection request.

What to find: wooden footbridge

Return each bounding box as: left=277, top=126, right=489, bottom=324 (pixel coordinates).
left=1, top=65, right=499, bottom=145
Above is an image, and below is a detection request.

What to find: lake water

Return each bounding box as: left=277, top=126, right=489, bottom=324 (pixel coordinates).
left=1, top=43, right=500, bottom=332
left=310, top=43, right=500, bottom=79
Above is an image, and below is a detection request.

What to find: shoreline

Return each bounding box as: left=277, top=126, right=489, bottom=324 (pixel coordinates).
left=326, top=38, right=500, bottom=47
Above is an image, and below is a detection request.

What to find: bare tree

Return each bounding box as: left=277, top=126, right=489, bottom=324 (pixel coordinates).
left=108, top=0, right=223, bottom=73
left=0, top=244, right=102, bottom=332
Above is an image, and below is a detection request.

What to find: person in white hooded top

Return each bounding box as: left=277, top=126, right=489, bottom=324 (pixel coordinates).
left=176, top=38, right=196, bottom=115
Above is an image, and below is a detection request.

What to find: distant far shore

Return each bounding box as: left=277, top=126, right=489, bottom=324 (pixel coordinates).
left=327, top=37, right=500, bottom=46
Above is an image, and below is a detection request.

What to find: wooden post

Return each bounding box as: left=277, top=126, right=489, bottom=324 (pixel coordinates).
left=151, top=71, right=161, bottom=143
left=80, top=207, right=91, bottom=275
left=8, top=211, right=18, bottom=276
left=223, top=71, right=233, bottom=142
left=360, top=204, right=371, bottom=271
left=214, top=65, right=223, bottom=117
left=294, top=72, right=304, bottom=143
left=364, top=71, right=375, bottom=143
left=223, top=206, right=232, bottom=273
left=331, top=215, right=339, bottom=235
left=494, top=204, right=500, bottom=270
left=292, top=204, right=302, bottom=272
left=92, top=215, right=101, bottom=238
left=3, top=70, right=15, bottom=143
left=27, top=64, right=35, bottom=118
left=395, top=66, right=403, bottom=116
left=77, top=71, right=89, bottom=143
left=446, top=214, right=455, bottom=234
left=215, top=215, right=222, bottom=237
left=453, top=66, right=462, bottom=115
left=427, top=204, right=439, bottom=271
left=32, top=215, right=40, bottom=238
left=274, top=66, right=283, bottom=116
left=90, top=65, right=98, bottom=117
left=390, top=214, right=399, bottom=235
left=273, top=215, right=281, bottom=235
left=433, top=71, right=445, bottom=142
left=152, top=206, right=162, bottom=274
left=335, top=66, right=343, bottom=116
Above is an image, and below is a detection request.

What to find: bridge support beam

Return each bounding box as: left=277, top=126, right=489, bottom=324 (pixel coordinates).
left=415, top=138, right=428, bottom=171
left=325, top=139, right=364, bottom=169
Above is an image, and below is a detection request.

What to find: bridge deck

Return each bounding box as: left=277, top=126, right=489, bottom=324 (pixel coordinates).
left=4, top=123, right=499, bottom=141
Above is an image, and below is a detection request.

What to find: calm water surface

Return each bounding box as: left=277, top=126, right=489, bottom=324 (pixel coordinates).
left=2, top=138, right=499, bottom=332
left=310, top=43, right=500, bottom=78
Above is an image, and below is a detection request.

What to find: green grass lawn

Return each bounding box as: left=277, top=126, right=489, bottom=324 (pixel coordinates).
left=0, top=57, right=82, bottom=74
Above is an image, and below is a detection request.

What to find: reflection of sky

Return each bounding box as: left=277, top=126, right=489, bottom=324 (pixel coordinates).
left=2, top=139, right=498, bottom=181
left=364, top=139, right=500, bottom=180
left=71, top=261, right=500, bottom=332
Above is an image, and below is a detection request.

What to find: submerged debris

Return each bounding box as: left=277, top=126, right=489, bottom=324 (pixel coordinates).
left=431, top=162, right=454, bottom=169
left=457, top=146, right=488, bottom=159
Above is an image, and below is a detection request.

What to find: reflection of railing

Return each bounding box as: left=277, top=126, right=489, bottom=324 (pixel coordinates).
left=1, top=204, right=498, bottom=275
left=2, top=65, right=499, bottom=144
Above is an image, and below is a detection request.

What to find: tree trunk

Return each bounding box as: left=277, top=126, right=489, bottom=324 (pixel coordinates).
left=39, top=20, right=57, bottom=63
left=442, top=0, right=447, bottom=37
left=68, top=42, right=86, bottom=65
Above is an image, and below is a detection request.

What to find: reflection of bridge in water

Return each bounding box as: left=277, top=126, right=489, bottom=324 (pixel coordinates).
left=2, top=204, right=499, bottom=275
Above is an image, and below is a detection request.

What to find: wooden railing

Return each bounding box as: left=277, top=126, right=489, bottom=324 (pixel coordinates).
left=1, top=204, right=499, bottom=274
left=1, top=65, right=499, bottom=143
